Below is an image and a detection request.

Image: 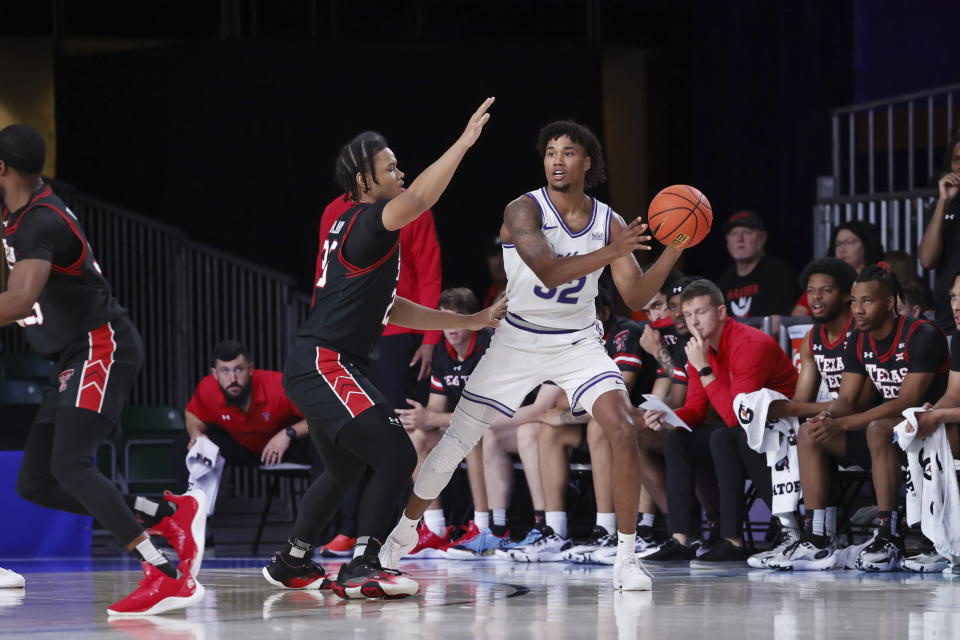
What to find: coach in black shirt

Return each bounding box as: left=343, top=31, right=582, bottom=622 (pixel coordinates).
left=715, top=210, right=798, bottom=319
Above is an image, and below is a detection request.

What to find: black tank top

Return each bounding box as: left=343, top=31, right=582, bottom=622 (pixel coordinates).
left=808, top=314, right=854, bottom=398
left=297, top=200, right=400, bottom=362
left=2, top=183, right=125, bottom=359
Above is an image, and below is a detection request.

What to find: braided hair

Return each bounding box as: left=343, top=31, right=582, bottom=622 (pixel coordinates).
left=855, top=261, right=902, bottom=306
left=335, top=131, right=388, bottom=201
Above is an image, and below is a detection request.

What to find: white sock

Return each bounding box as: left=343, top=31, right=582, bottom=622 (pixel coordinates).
left=596, top=512, right=616, bottom=535
left=423, top=509, right=446, bottom=536
left=812, top=509, right=826, bottom=537
left=639, top=513, right=656, bottom=528
left=474, top=510, right=490, bottom=531
left=546, top=511, right=568, bottom=539
left=617, top=531, right=637, bottom=559
left=777, top=512, right=800, bottom=532
left=135, top=538, right=166, bottom=566
left=825, top=507, right=838, bottom=537
left=492, top=509, right=507, bottom=527
left=134, top=496, right=160, bottom=517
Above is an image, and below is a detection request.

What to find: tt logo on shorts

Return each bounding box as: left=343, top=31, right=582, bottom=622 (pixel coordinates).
left=59, top=369, right=74, bottom=392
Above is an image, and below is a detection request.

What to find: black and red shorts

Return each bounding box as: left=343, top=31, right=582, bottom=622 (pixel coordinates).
left=35, top=314, right=143, bottom=426
left=283, top=343, right=388, bottom=439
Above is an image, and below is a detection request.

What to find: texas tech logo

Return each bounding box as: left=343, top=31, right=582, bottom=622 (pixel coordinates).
left=612, top=330, right=629, bottom=354
left=58, top=369, right=74, bottom=392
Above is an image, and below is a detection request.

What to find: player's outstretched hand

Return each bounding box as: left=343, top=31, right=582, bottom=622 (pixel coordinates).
left=610, top=216, right=652, bottom=257
left=472, top=295, right=508, bottom=330
left=458, top=97, right=495, bottom=149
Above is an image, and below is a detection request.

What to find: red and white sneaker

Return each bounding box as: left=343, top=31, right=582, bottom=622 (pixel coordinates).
left=261, top=550, right=331, bottom=590
left=331, top=556, right=418, bottom=600
left=438, top=521, right=481, bottom=552
left=318, top=534, right=356, bottom=558
left=147, top=490, right=208, bottom=578
left=406, top=525, right=453, bottom=560
left=107, top=560, right=205, bottom=616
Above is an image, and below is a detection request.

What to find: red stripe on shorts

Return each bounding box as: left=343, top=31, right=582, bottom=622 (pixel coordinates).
left=76, top=322, right=116, bottom=413
left=315, top=347, right=375, bottom=418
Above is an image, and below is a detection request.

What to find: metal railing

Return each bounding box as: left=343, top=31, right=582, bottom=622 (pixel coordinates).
left=0, top=182, right=312, bottom=408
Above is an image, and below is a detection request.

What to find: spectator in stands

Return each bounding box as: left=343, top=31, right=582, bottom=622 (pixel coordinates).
left=642, top=279, right=797, bottom=565
left=918, top=134, right=960, bottom=330
left=509, top=290, right=652, bottom=562
left=715, top=211, right=798, bottom=319
left=882, top=250, right=921, bottom=287
left=175, top=340, right=312, bottom=498
left=313, top=193, right=442, bottom=556
left=482, top=237, right=508, bottom=307
left=897, top=280, right=929, bottom=318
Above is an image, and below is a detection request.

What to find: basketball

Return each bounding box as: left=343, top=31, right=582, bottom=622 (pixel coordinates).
left=647, top=185, right=713, bottom=249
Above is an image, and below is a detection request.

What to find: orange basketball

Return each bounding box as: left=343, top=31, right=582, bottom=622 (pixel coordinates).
left=647, top=185, right=713, bottom=249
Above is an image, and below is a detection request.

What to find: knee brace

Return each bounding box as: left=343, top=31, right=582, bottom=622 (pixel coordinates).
left=413, top=404, right=490, bottom=501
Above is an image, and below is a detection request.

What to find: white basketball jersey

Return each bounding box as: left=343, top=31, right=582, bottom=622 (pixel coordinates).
left=502, top=187, right=615, bottom=330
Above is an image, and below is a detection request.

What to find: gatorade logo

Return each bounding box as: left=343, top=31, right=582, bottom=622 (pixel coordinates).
left=737, top=403, right=754, bottom=425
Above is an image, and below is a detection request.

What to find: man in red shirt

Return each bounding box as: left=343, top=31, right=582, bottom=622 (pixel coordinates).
left=642, top=279, right=797, bottom=565
left=174, top=340, right=311, bottom=495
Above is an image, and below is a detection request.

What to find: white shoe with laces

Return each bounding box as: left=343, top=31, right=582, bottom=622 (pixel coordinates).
left=747, top=527, right=800, bottom=569
left=0, top=568, right=23, bottom=589
left=903, top=551, right=950, bottom=573
left=613, top=554, right=653, bottom=591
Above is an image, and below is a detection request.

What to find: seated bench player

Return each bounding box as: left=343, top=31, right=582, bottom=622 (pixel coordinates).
left=775, top=264, right=949, bottom=571
left=642, top=279, right=797, bottom=566
left=174, top=340, right=313, bottom=505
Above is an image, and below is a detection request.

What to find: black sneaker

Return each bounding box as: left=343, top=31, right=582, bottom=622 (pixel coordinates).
left=642, top=538, right=696, bottom=563
left=261, top=550, right=331, bottom=590
left=689, top=539, right=751, bottom=568
left=331, top=556, right=419, bottom=600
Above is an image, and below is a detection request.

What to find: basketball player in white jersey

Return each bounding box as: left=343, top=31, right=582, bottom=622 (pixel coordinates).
left=380, top=120, right=684, bottom=591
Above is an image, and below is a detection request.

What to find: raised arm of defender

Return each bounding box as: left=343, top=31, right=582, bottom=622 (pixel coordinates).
left=381, top=97, right=495, bottom=231
left=502, top=196, right=656, bottom=290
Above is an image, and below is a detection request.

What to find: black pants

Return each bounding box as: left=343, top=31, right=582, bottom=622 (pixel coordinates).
left=369, top=333, right=431, bottom=411
left=173, top=426, right=320, bottom=494
left=709, top=426, right=773, bottom=539
left=17, top=407, right=144, bottom=545
left=290, top=406, right=417, bottom=546
left=665, top=424, right=719, bottom=537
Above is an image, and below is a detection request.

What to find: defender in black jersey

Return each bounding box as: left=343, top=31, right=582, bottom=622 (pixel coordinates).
left=0, top=125, right=204, bottom=614
left=262, top=98, right=506, bottom=599
left=783, top=264, right=949, bottom=571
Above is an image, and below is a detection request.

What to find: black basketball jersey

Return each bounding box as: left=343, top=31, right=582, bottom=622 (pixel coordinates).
left=298, top=200, right=400, bottom=362
left=2, top=182, right=125, bottom=359
left=650, top=317, right=690, bottom=385
left=842, top=315, right=949, bottom=403
left=808, top=314, right=854, bottom=398
left=604, top=314, right=654, bottom=402
left=430, top=328, right=492, bottom=411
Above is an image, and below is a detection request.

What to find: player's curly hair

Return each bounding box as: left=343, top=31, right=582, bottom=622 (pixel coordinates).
left=855, top=262, right=902, bottom=302
left=800, top=257, right=857, bottom=294
left=536, top=120, right=607, bottom=189
left=335, top=131, right=388, bottom=201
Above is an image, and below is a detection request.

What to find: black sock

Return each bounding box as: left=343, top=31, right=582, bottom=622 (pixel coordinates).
left=877, top=510, right=897, bottom=538
left=491, top=524, right=508, bottom=537
left=357, top=536, right=382, bottom=559
left=806, top=532, right=829, bottom=548
left=124, top=495, right=177, bottom=528
left=533, top=511, right=546, bottom=528
left=803, top=512, right=813, bottom=534
left=282, top=537, right=312, bottom=564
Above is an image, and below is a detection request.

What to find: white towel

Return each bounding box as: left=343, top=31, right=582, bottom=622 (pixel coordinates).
left=185, top=436, right=225, bottom=516
left=735, top=388, right=802, bottom=516
left=894, top=408, right=960, bottom=557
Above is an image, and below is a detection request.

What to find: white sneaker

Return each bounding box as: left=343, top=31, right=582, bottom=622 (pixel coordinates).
left=563, top=527, right=615, bottom=564
left=943, top=555, right=960, bottom=575
left=855, top=535, right=902, bottom=572
left=613, top=554, right=653, bottom=591
left=775, top=537, right=836, bottom=571
left=593, top=534, right=659, bottom=565
left=378, top=524, right=419, bottom=570
left=747, top=528, right=800, bottom=569
left=903, top=551, right=950, bottom=573
left=0, top=569, right=23, bottom=589
left=508, top=527, right=572, bottom=562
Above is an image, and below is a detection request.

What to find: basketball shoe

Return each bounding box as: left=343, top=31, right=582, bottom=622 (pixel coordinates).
left=507, top=526, right=572, bottom=562
left=613, top=553, right=653, bottom=591
left=562, top=526, right=616, bottom=563
left=594, top=528, right=660, bottom=565
left=0, top=568, right=24, bottom=589
left=773, top=535, right=836, bottom=571
left=445, top=528, right=510, bottom=560
left=406, top=524, right=453, bottom=559
left=746, top=527, right=800, bottom=569
left=855, top=534, right=903, bottom=572
left=641, top=538, right=696, bottom=563
left=493, top=527, right=542, bottom=560
left=262, top=548, right=331, bottom=590
left=318, top=534, right=356, bottom=558
left=107, top=560, right=204, bottom=616
left=903, top=551, right=950, bottom=573
left=147, top=490, right=207, bottom=578
left=331, top=556, right=418, bottom=599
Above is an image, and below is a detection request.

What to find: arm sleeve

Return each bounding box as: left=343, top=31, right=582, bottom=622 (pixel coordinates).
left=906, top=323, right=949, bottom=373
left=704, top=340, right=786, bottom=427
left=341, top=199, right=400, bottom=268
left=410, top=211, right=443, bottom=345
left=842, top=333, right=866, bottom=375
left=674, top=364, right=709, bottom=426
left=13, top=208, right=81, bottom=265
